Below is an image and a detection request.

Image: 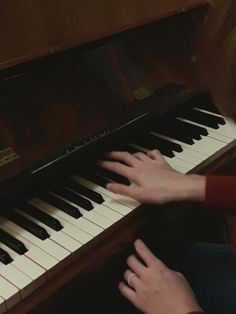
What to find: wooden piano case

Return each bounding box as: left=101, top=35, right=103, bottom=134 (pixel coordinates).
left=0, top=1, right=235, bottom=313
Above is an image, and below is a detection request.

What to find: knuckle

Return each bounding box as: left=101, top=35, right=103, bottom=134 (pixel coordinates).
left=120, top=151, right=128, bottom=159
left=160, top=267, right=171, bottom=278
left=130, top=172, right=139, bottom=181
left=124, top=269, right=129, bottom=277
left=127, top=255, right=135, bottom=265
left=175, top=271, right=185, bottom=279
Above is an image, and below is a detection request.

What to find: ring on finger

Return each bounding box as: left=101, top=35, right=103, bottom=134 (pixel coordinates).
left=127, top=272, right=137, bottom=287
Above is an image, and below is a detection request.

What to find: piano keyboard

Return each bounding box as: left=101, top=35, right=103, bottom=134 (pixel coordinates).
left=0, top=100, right=235, bottom=312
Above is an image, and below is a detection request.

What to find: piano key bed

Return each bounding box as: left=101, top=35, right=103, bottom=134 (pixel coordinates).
left=0, top=95, right=235, bottom=313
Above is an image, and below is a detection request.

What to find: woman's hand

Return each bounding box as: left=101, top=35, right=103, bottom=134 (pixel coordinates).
left=120, top=239, right=202, bottom=314
left=98, top=150, right=205, bottom=204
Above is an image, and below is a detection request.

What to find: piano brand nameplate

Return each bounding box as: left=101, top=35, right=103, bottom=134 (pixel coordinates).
left=0, top=147, right=18, bottom=167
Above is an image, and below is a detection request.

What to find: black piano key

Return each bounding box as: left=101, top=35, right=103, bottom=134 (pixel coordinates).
left=17, top=203, right=63, bottom=231
left=151, top=116, right=196, bottom=142
left=0, top=248, right=13, bottom=265
left=50, top=185, right=93, bottom=211
left=194, top=102, right=220, bottom=114
left=178, top=108, right=223, bottom=129
left=146, top=134, right=183, bottom=152
left=132, top=132, right=182, bottom=154
left=39, top=191, right=82, bottom=218
left=62, top=180, right=104, bottom=204
left=193, top=108, right=225, bottom=125
left=77, top=172, right=111, bottom=189
left=164, top=118, right=202, bottom=140
left=114, top=144, right=141, bottom=154
left=93, top=165, right=130, bottom=185
left=131, top=137, right=175, bottom=157
left=173, top=119, right=208, bottom=137
left=0, top=228, right=27, bottom=255
left=4, top=211, right=49, bottom=240
left=150, top=123, right=194, bottom=145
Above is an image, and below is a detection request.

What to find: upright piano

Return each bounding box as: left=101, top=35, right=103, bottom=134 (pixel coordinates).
left=0, top=1, right=235, bottom=313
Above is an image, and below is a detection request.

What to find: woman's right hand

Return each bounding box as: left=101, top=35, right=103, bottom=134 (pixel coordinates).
left=98, top=150, right=206, bottom=204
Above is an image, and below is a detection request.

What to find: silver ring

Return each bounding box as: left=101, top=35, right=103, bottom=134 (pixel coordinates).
left=127, top=272, right=137, bottom=287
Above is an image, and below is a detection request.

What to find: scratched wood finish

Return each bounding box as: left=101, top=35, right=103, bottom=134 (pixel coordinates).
left=0, top=0, right=207, bottom=70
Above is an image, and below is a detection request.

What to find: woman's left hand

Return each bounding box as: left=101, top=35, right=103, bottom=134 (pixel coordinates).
left=120, top=239, right=202, bottom=314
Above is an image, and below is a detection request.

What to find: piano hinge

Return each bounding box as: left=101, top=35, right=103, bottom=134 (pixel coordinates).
left=0, top=147, right=19, bottom=167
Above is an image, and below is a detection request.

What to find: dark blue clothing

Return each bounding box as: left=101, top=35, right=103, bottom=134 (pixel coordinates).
left=182, top=242, right=236, bottom=314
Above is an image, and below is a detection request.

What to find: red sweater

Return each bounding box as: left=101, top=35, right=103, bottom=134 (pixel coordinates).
left=205, top=176, right=236, bottom=256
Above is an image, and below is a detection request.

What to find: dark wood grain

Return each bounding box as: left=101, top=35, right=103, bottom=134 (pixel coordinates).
left=0, top=0, right=207, bottom=70
left=0, top=8, right=205, bottom=183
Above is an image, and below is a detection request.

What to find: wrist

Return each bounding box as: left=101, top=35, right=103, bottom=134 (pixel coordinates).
left=174, top=174, right=206, bottom=203
left=184, top=174, right=206, bottom=202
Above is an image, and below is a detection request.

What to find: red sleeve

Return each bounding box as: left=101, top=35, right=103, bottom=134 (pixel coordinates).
left=205, top=176, right=236, bottom=210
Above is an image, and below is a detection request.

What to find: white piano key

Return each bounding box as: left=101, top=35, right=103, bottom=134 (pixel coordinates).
left=103, top=199, right=133, bottom=215
left=0, top=296, right=6, bottom=314
left=100, top=197, right=133, bottom=215
left=14, top=208, right=82, bottom=252
left=189, top=136, right=225, bottom=154
left=83, top=210, right=113, bottom=229
left=92, top=203, right=123, bottom=222
left=30, top=198, right=103, bottom=237
left=0, top=218, right=70, bottom=261
left=174, top=150, right=203, bottom=164
left=0, top=242, right=46, bottom=290
left=0, top=262, right=33, bottom=298
left=74, top=216, right=103, bottom=236
left=219, top=125, right=236, bottom=138
left=163, top=156, right=192, bottom=173
left=0, top=275, right=20, bottom=310
left=224, top=119, right=236, bottom=135
left=71, top=175, right=139, bottom=209
left=207, top=130, right=233, bottom=143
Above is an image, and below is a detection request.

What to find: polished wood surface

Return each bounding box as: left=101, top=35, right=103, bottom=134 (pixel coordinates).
left=0, top=0, right=207, bottom=70
left=0, top=8, right=204, bottom=184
